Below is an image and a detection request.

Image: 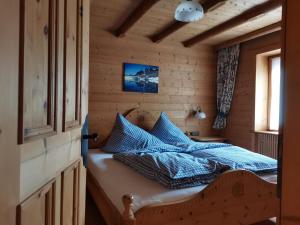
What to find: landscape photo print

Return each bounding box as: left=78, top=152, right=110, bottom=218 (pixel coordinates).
left=123, top=63, right=159, bottom=93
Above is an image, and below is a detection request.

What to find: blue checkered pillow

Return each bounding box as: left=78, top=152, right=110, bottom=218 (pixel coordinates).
left=103, top=113, right=166, bottom=153
left=150, top=112, right=192, bottom=147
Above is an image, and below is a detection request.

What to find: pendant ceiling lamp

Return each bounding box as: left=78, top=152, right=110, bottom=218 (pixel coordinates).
left=175, top=0, right=204, bottom=22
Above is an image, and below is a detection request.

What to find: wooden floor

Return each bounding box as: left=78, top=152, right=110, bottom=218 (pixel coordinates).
left=85, top=190, right=276, bottom=225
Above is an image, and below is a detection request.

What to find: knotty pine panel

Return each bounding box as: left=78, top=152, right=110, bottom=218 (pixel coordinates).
left=19, top=0, right=57, bottom=143
left=89, top=28, right=218, bottom=145
left=65, top=0, right=78, bottom=123
left=63, top=0, right=82, bottom=131
left=17, top=180, right=55, bottom=225
left=220, top=31, right=281, bottom=151
left=23, top=0, right=49, bottom=131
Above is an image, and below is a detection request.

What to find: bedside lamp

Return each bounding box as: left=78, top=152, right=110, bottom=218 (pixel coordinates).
left=192, top=107, right=206, bottom=120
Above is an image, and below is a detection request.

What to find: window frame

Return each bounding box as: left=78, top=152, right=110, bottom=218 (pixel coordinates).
left=267, top=54, right=281, bottom=131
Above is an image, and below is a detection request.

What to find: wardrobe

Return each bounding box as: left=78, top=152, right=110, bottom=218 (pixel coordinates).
left=0, top=0, right=90, bottom=224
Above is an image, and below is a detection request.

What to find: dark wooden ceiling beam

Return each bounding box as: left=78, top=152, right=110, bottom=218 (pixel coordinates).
left=115, top=0, right=160, bottom=37
left=183, top=0, right=282, bottom=47
left=150, top=0, right=227, bottom=43
left=215, top=21, right=281, bottom=49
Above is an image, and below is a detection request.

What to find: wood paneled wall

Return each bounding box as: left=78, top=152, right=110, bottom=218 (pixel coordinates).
left=89, top=26, right=218, bottom=142
left=220, top=31, right=281, bottom=151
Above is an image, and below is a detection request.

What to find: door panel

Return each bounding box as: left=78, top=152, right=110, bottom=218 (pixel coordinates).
left=281, top=0, right=300, bottom=224
left=61, top=161, right=80, bottom=225
left=17, top=180, right=55, bottom=225
left=63, top=0, right=82, bottom=131
left=19, top=0, right=57, bottom=143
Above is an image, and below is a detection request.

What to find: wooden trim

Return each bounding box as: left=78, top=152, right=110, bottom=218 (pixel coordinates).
left=51, top=178, right=56, bottom=225
left=45, top=188, right=52, bottom=225
left=65, top=121, right=80, bottom=132
left=18, top=0, right=58, bottom=144
left=54, top=0, right=59, bottom=132
left=150, top=0, right=228, bottom=43
left=255, top=130, right=279, bottom=135
left=114, top=0, right=160, bottom=37
left=215, top=22, right=282, bottom=49
left=23, top=129, right=57, bottom=143
left=47, top=0, right=54, bottom=126
left=183, top=0, right=282, bottom=47
left=278, top=0, right=287, bottom=202
left=18, top=0, right=25, bottom=144
left=62, top=0, right=82, bottom=132
left=72, top=162, right=79, bottom=225
left=76, top=0, right=83, bottom=126
left=62, top=0, right=67, bottom=132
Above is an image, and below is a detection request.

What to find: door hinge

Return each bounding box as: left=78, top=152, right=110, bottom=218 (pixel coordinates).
left=80, top=6, right=83, bottom=17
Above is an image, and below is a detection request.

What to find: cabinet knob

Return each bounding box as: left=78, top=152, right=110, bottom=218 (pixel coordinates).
left=43, top=25, right=49, bottom=36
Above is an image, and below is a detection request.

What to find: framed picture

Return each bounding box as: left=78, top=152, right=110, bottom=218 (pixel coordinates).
left=123, top=63, right=159, bottom=93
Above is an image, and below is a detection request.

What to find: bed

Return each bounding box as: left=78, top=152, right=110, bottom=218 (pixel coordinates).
left=87, top=109, right=279, bottom=225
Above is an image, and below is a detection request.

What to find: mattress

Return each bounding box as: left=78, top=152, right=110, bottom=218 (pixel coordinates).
left=87, top=149, right=277, bottom=214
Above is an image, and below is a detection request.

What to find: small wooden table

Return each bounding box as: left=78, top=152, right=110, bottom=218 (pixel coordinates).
left=190, top=136, right=228, bottom=143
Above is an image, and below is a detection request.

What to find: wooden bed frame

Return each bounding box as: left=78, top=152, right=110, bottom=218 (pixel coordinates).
left=87, top=109, right=279, bottom=225
left=87, top=170, right=278, bottom=225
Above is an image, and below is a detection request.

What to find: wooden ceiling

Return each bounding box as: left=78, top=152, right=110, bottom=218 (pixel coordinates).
left=91, top=0, right=282, bottom=47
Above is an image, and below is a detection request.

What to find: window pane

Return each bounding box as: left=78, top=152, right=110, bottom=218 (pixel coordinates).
left=269, top=57, right=281, bottom=130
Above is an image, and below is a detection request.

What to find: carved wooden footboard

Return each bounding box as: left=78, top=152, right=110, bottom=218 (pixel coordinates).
left=121, top=170, right=279, bottom=225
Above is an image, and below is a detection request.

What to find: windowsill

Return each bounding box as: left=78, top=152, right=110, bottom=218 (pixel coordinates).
left=255, top=130, right=279, bottom=135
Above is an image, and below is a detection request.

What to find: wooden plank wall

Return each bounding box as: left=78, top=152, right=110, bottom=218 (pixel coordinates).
left=220, top=31, right=281, bottom=151
left=89, top=27, right=218, bottom=143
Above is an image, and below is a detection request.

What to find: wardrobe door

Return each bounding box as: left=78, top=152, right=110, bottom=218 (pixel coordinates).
left=17, top=180, right=55, bottom=225
left=63, top=0, right=82, bottom=131
left=19, top=0, right=57, bottom=143
left=61, top=161, right=80, bottom=225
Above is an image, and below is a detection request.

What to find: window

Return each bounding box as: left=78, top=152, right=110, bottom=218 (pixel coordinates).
left=268, top=56, right=281, bottom=131
left=255, top=50, right=281, bottom=133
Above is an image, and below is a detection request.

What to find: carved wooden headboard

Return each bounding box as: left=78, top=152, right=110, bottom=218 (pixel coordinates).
left=123, top=108, right=157, bottom=131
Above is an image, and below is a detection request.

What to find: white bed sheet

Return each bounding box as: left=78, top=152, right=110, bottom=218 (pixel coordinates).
left=87, top=149, right=277, bottom=214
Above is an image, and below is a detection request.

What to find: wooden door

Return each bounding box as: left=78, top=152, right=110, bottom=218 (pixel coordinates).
left=17, top=180, right=55, bottom=225
left=280, top=0, right=300, bottom=224
left=61, top=161, right=80, bottom=225
left=0, top=1, right=20, bottom=225
left=19, top=0, right=58, bottom=143
left=63, top=0, right=83, bottom=131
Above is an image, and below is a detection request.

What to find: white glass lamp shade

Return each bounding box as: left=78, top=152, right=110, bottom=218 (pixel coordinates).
left=194, top=111, right=206, bottom=120
left=175, top=0, right=204, bottom=22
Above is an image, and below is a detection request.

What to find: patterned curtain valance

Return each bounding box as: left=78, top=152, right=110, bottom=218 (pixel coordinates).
left=213, top=44, right=240, bottom=130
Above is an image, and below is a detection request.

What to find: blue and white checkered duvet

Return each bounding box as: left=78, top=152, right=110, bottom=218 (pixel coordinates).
left=190, top=145, right=277, bottom=175
left=105, top=113, right=277, bottom=189
left=113, top=143, right=277, bottom=189
left=114, top=148, right=230, bottom=189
